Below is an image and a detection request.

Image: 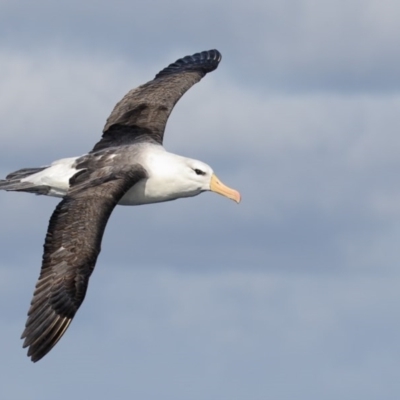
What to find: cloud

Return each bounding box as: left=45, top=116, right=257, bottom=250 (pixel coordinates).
left=2, top=264, right=400, bottom=399
left=1, top=1, right=400, bottom=398
left=2, top=1, right=400, bottom=92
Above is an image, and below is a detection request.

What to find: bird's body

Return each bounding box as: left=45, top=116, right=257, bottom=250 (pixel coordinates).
left=17, top=143, right=214, bottom=205
left=0, top=49, right=240, bottom=362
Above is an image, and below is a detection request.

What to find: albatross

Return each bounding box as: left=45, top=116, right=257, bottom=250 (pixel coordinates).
left=0, top=49, right=240, bottom=362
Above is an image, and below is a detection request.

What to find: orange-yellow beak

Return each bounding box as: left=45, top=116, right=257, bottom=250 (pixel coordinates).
left=210, top=174, right=241, bottom=203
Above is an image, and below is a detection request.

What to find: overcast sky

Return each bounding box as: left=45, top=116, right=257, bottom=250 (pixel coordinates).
left=1, top=1, right=400, bottom=399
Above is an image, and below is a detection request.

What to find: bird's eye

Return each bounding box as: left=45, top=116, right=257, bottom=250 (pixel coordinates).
left=194, top=168, right=206, bottom=176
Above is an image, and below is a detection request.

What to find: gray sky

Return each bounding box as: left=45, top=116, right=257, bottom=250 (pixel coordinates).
left=1, top=1, right=400, bottom=399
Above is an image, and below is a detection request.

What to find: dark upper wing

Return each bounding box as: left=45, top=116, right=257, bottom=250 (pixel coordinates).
left=21, top=166, right=146, bottom=362
left=91, top=49, right=222, bottom=152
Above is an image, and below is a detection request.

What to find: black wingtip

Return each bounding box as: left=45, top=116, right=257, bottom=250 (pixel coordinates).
left=155, top=49, right=222, bottom=79
left=21, top=316, right=72, bottom=362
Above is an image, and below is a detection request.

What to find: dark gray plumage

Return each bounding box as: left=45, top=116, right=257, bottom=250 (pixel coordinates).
left=21, top=166, right=147, bottom=362
left=0, top=49, right=238, bottom=363
left=92, top=49, right=221, bottom=151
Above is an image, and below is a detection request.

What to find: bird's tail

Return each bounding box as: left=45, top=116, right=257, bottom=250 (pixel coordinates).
left=0, top=167, right=50, bottom=194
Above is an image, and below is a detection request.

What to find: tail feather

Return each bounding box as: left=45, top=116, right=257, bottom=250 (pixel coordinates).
left=1, top=167, right=50, bottom=195
left=6, top=167, right=46, bottom=180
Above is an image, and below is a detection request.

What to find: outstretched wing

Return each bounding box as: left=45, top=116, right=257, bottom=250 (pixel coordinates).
left=92, top=49, right=222, bottom=152
left=21, top=166, right=146, bottom=362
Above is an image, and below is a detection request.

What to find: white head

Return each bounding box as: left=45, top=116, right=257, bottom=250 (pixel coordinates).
left=163, top=155, right=241, bottom=202
left=140, top=150, right=241, bottom=204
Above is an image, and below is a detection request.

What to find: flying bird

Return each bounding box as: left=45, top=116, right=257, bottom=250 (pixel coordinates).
left=0, top=49, right=240, bottom=362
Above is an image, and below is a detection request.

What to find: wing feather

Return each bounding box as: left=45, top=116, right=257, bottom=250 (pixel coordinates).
left=92, top=49, right=221, bottom=151
left=21, top=166, right=146, bottom=362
